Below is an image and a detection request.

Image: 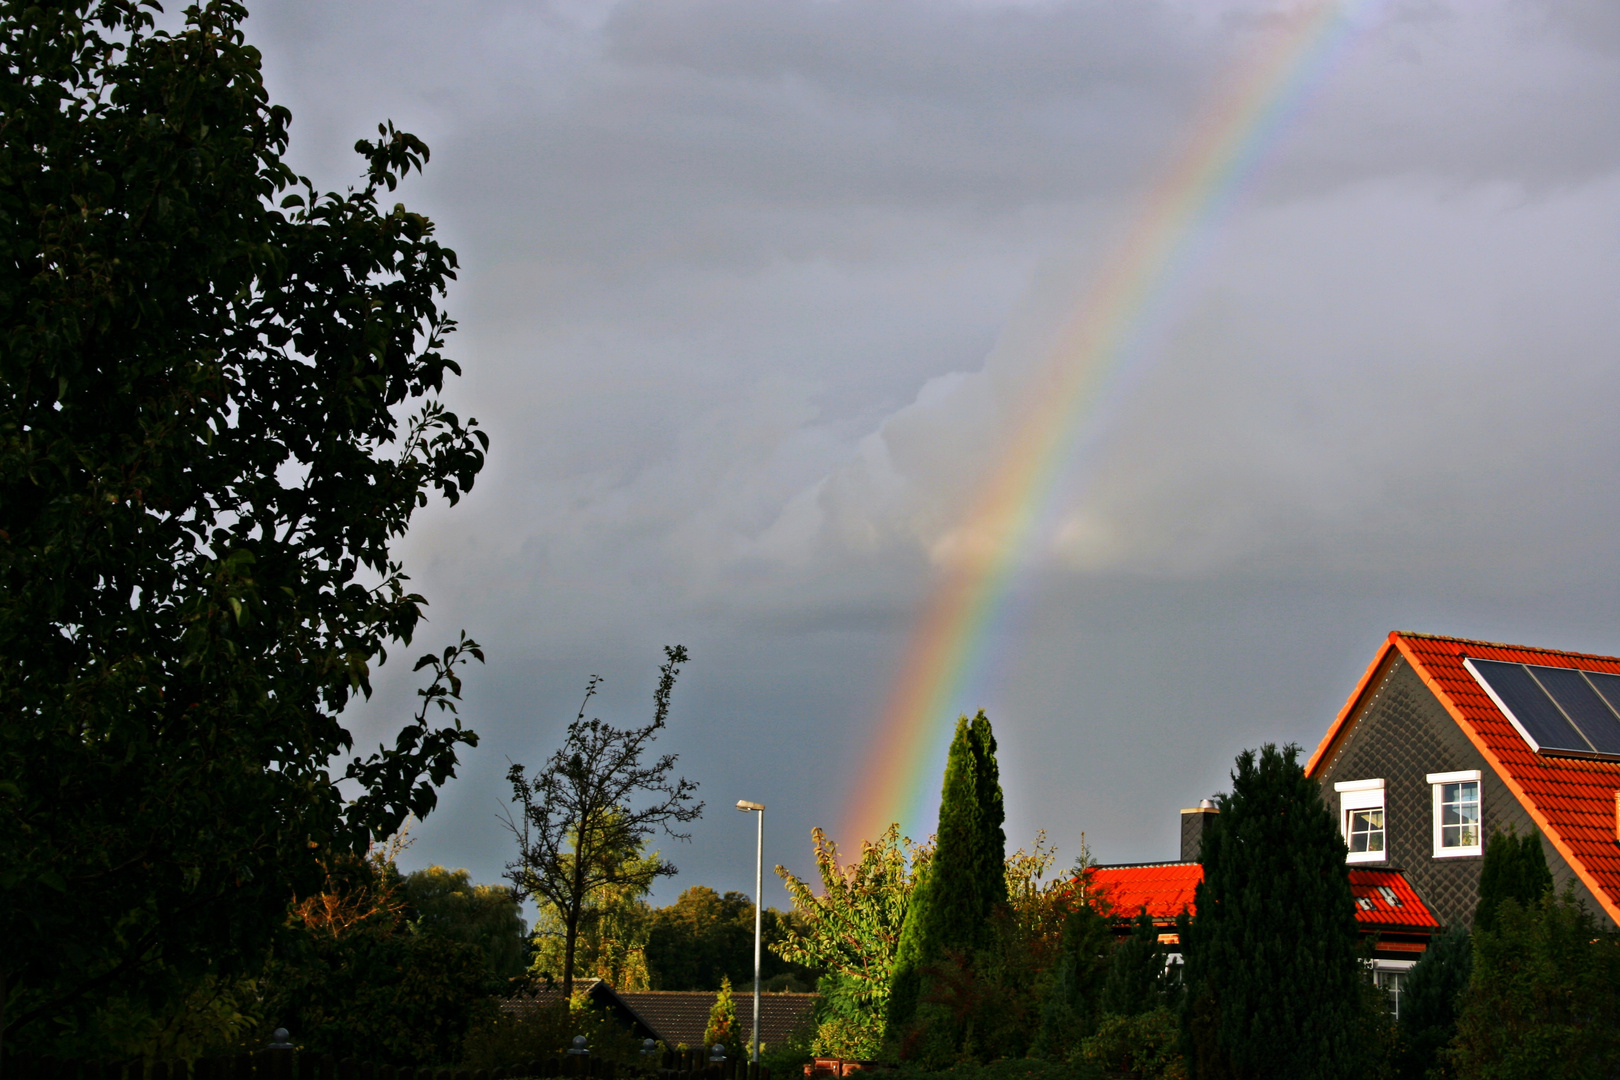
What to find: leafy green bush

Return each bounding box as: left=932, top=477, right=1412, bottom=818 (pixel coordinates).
left=1076, top=1008, right=1185, bottom=1080
left=1449, top=888, right=1620, bottom=1079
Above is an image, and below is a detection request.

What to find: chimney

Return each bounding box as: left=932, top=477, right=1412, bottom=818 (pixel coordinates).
left=1180, top=799, right=1218, bottom=863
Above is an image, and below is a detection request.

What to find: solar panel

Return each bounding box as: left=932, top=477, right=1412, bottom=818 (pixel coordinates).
left=1465, top=659, right=1592, bottom=755
left=1579, top=670, right=1620, bottom=731
left=1528, top=666, right=1620, bottom=756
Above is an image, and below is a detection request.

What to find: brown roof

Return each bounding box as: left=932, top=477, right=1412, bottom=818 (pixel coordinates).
left=1307, top=631, right=1620, bottom=926
left=612, top=991, right=819, bottom=1051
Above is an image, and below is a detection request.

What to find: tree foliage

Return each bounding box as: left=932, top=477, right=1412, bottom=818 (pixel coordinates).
left=1449, top=888, right=1620, bottom=1080
left=644, top=885, right=818, bottom=993
left=528, top=850, right=660, bottom=992
left=402, top=866, right=529, bottom=980
left=1473, top=826, right=1553, bottom=935
left=262, top=851, right=498, bottom=1065
left=887, top=711, right=1007, bottom=1046
left=0, top=0, right=487, bottom=1052
left=505, top=646, right=703, bottom=996
left=1181, top=743, right=1366, bottom=1080
left=1394, top=923, right=1470, bottom=1080
left=705, top=975, right=738, bottom=1052
left=775, top=824, right=933, bottom=1058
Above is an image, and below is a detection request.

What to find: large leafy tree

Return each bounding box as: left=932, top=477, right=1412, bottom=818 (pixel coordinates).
left=0, top=0, right=487, bottom=1053
left=1181, top=743, right=1365, bottom=1080
left=775, top=824, right=932, bottom=1058
left=885, top=710, right=1007, bottom=1051
left=504, top=646, right=703, bottom=998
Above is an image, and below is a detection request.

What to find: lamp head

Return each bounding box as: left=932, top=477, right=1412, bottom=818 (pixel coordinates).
left=736, top=800, right=764, bottom=812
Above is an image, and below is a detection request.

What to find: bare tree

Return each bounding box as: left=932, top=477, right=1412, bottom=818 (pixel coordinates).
left=504, top=645, right=703, bottom=995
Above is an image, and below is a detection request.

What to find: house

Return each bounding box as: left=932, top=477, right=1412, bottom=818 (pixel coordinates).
left=1307, top=631, right=1620, bottom=932
left=1090, top=632, right=1620, bottom=1014
left=1091, top=839, right=1440, bottom=1012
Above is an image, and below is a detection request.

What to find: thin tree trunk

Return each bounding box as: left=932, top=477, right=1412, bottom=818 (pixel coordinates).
left=563, top=911, right=579, bottom=999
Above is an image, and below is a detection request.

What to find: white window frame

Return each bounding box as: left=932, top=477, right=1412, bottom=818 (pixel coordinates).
left=1370, top=958, right=1416, bottom=1019
left=1334, top=778, right=1387, bottom=864
left=1427, top=770, right=1483, bottom=857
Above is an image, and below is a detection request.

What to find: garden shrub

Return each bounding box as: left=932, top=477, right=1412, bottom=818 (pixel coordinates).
left=1078, top=1008, right=1185, bottom=1080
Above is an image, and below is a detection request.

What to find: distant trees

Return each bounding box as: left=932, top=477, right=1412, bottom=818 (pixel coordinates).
left=401, top=867, right=529, bottom=980
left=1181, top=743, right=1365, bottom=1080
left=644, top=886, right=818, bottom=992
left=505, top=647, right=703, bottom=997
left=886, top=711, right=1007, bottom=1052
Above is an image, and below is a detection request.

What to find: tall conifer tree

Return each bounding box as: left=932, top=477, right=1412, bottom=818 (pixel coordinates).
left=884, top=711, right=1007, bottom=1046
left=1181, top=743, right=1365, bottom=1080
left=1473, top=825, right=1553, bottom=934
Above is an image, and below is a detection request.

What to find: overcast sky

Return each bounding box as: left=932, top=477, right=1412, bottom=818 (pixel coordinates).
left=246, top=0, right=1620, bottom=911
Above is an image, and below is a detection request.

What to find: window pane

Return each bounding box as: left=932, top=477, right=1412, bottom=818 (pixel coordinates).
left=1439, top=781, right=1480, bottom=849
left=1347, top=807, right=1384, bottom=854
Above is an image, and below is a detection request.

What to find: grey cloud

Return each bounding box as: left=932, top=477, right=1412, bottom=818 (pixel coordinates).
left=243, top=0, right=1620, bottom=898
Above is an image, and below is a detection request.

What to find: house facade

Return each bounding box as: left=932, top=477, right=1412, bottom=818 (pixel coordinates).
left=1306, top=631, right=1620, bottom=932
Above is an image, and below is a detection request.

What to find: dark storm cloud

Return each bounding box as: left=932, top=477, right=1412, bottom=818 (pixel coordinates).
left=246, top=0, right=1620, bottom=898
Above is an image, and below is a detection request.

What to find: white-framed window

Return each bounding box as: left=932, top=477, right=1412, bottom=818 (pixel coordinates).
left=1427, top=770, right=1482, bottom=857
left=1334, top=778, right=1386, bottom=863
left=1371, top=959, right=1416, bottom=1019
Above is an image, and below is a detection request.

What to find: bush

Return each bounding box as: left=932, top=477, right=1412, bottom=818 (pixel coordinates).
left=1077, top=1008, right=1185, bottom=1080
left=896, top=1055, right=1086, bottom=1080
left=460, top=994, right=649, bottom=1071
left=1449, top=888, right=1620, bottom=1079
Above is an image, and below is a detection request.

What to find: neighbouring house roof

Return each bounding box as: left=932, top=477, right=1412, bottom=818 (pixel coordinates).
left=611, top=991, right=820, bottom=1051
left=1090, top=862, right=1203, bottom=921
left=499, top=978, right=609, bottom=1016
left=1306, top=631, right=1620, bottom=926
left=1090, top=863, right=1439, bottom=935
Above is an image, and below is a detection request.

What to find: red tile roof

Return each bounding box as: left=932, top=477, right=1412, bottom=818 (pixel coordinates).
left=1347, top=867, right=1440, bottom=929
left=1091, top=863, right=1202, bottom=921
left=1306, top=631, right=1620, bottom=926
left=1089, top=863, right=1436, bottom=931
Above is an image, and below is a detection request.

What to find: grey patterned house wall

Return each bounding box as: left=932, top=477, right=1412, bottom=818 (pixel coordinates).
left=1313, top=653, right=1607, bottom=929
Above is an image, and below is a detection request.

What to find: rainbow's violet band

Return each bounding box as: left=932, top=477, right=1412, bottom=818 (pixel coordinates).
left=841, top=0, right=1372, bottom=850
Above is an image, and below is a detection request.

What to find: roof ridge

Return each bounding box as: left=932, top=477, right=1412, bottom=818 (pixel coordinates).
left=1093, top=861, right=1199, bottom=869
left=1396, top=631, right=1620, bottom=663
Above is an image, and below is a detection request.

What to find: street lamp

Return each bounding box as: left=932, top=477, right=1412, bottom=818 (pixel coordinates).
left=736, top=799, right=765, bottom=1064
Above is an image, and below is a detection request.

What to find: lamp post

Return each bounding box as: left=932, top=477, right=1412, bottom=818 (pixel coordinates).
left=736, top=799, right=765, bottom=1064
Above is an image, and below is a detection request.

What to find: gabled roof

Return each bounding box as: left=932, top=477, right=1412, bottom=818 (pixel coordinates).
left=611, top=991, right=819, bottom=1051
left=1090, top=863, right=1437, bottom=933
left=1306, top=631, right=1620, bottom=926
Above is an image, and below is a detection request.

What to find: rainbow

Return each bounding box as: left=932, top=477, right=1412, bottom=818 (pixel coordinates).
left=843, top=1, right=1375, bottom=848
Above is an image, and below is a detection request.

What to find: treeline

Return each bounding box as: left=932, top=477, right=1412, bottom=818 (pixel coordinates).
left=531, top=883, right=819, bottom=993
